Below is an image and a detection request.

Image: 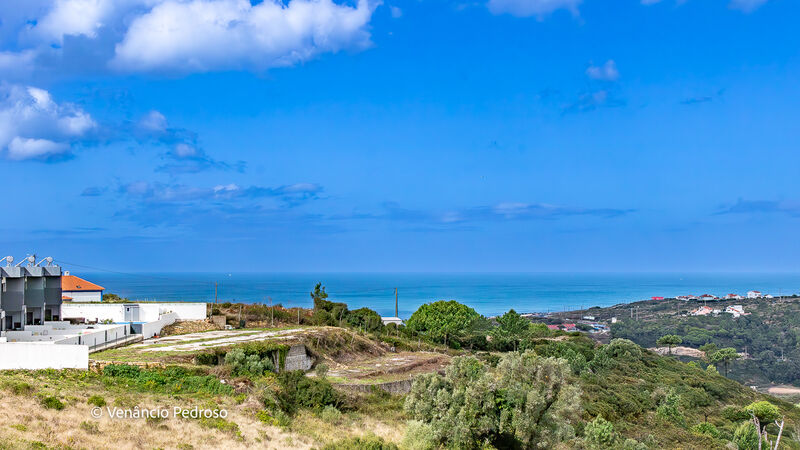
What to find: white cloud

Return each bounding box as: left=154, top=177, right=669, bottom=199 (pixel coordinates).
left=586, top=60, right=619, bottom=81
left=487, top=0, right=580, bottom=18
left=0, top=84, right=96, bottom=161
left=111, top=0, right=377, bottom=73
left=390, top=6, right=403, bottom=17
left=7, top=137, right=69, bottom=160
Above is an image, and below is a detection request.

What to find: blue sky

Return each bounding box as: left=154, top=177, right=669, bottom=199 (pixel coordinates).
left=0, top=0, right=798, bottom=272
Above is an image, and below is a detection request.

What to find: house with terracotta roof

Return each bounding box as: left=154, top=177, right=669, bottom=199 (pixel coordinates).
left=61, top=272, right=104, bottom=302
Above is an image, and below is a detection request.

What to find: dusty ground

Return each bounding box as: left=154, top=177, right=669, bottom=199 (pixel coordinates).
left=131, top=328, right=309, bottom=352
left=327, top=351, right=450, bottom=383
left=766, top=385, right=800, bottom=396
left=649, top=346, right=706, bottom=358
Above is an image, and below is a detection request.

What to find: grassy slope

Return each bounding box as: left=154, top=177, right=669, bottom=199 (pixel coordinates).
left=534, top=334, right=800, bottom=449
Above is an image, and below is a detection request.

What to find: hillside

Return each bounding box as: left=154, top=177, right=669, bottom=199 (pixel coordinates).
left=558, top=296, right=800, bottom=388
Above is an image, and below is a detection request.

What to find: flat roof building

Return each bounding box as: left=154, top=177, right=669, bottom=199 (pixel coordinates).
left=1, top=255, right=62, bottom=331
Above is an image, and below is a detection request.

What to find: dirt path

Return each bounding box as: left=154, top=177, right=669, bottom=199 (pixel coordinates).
left=131, top=328, right=307, bottom=352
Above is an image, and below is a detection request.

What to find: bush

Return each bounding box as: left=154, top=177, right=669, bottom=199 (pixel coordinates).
left=87, top=395, right=106, bottom=407
left=102, top=364, right=233, bottom=396
left=41, top=396, right=64, bottom=410
left=690, top=422, right=720, bottom=438
left=656, top=391, right=686, bottom=428
left=405, top=352, right=581, bottom=449
left=80, top=421, right=100, bottom=434
left=733, top=421, right=760, bottom=450
left=401, top=420, right=436, bottom=450
left=321, top=435, right=398, bottom=450
left=315, top=363, right=330, bottom=379
left=584, top=416, right=617, bottom=448
left=225, top=348, right=275, bottom=376
left=320, top=405, right=343, bottom=424
left=272, top=371, right=339, bottom=415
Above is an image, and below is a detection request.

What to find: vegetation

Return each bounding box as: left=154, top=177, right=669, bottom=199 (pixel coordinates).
left=405, top=300, right=482, bottom=347
left=656, top=334, right=682, bottom=355
left=405, top=352, right=581, bottom=448
left=604, top=297, right=800, bottom=385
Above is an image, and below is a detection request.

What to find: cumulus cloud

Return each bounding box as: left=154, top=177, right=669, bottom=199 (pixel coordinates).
left=0, top=0, right=378, bottom=76
left=487, top=0, right=580, bottom=18
left=586, top=60, right=619, bottom=81
left=0, top=84, right=97, bottom=161
left=110, top=0, right=377, bottom=73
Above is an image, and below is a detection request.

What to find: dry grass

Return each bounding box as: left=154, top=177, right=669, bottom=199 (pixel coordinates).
left=0, top=391, right=309, bottom=450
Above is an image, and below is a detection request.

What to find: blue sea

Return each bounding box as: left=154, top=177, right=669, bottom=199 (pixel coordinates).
left=80, top=273, right=800, bottom=318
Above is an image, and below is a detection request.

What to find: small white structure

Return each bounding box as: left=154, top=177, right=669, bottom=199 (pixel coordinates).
left=381, top=316, right=403, bottom=326
left=691, top=306, right=713, bottom=316
left=747, top=291, right=762, bottom=299
left=699, top=294, right=718, bottom=301
left=724, top=305, right=746, bottom=318
left=61, top=273, right=104, bottom=302
left=724, top=293, right=743, bottom=300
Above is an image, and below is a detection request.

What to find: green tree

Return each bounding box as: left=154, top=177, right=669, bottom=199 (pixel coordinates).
left=310, top=282, right=328, bottom=305
left=490, top=309, right=531, bottom=351
left=656, top=334, right=682, bottom=355
left=709, top=347, right=740, bottom=377
left=406, top=300, right=481, bottom=346
left=404, top=352, right=581, bottom=449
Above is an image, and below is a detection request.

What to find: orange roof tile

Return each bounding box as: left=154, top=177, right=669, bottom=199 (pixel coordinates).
left=61, top=275, right=104, bottom=292
left=62, top=296, right=73, bottom=300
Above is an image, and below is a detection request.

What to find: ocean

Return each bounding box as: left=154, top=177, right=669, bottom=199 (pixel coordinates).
left=80, top=272, right=800, bottom=318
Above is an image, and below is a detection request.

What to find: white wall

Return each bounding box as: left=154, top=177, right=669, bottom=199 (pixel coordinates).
left=140, top=312, right=178, bottom=339
left=61, top=302, right=206, bottom=323
left=61, top=304, right=126, bottom=322
left=0, top=343, right=88, bottom=370
left=64, top=291, right=103, bottom=302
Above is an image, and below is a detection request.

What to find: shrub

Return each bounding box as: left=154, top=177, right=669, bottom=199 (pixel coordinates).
left=401, top=420, right=436, bottom=450
left=257, top=409, right=290, bottom=427
left=599, top=339, right=642, bottom=361
left=315, top=363, right=330, bottom=379
left=103, top=364, right=141, bottom=378
left=272, top=371, right=339, bottom=415
left=733, top=421, right=760, bottom=450
left=656, top=391, right=686, bottom=428
left=584, top=416, right=617, bottom=448
left=80, top=421, right=100, bottom=434
left=744, top=401, right=780, bottom=423
left=320, top=405, right=343, bottom=424
left=195, top=352, right=219, bottom=366
left=41, top=396, right=64, bottom=410
left=405, top=352, right=580, bottom=449
left=87, top=395, right=106, bottom=407
left=321, top=435, right=398, bottom=450
left=691, top=422, right=720, bottom=438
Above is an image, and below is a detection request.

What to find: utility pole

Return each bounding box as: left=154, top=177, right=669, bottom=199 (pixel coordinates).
left=395, top=287, right=399, bottom=317
left=269, top=296, right=274, bottom=328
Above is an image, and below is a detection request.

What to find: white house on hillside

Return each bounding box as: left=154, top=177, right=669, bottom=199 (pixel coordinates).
left=746, top=291, right=762, bottom=299
left=61, top=273, right=104, bottom=302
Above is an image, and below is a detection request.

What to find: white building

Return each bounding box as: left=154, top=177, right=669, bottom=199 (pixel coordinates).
left=724, top=293, right=743, bottom=300
left=61, top=273, right=104, bottom=302
left=725, top=305, right=746, bottom=318
left=691, top=306, right=713, bottom=316
left=746, top=291, right=762, bottom=299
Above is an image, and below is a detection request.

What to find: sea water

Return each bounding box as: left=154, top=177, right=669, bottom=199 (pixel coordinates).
left=82, top=272, right=800, bottom=318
